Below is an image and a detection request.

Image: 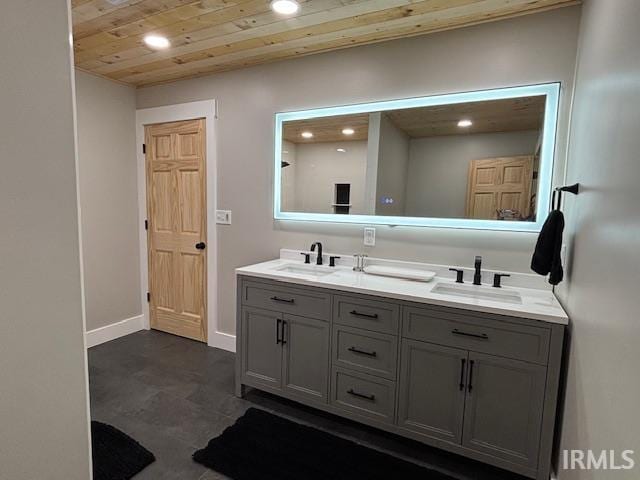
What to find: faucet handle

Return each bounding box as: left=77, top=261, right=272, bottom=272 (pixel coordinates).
left=492, top=273, right=510, bottom=288
left=475, top=255, right=482, bottom=264
left=329, top=256, right=341, bottom=267
left=300, top=252, right=311, bottom=264
left=449, top=268, right=465, bottom=283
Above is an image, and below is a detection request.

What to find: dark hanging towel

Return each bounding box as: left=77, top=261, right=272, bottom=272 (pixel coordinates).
left=531, top=209, right=564, bottom=285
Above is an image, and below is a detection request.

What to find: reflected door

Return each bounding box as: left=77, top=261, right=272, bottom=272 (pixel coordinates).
left=145, top=119, right=207, bottom=342
left=465, top=156, right=534, bottom=220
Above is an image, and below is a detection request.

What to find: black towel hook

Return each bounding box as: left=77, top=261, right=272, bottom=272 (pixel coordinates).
left=552, top=183, right=580, bottom=210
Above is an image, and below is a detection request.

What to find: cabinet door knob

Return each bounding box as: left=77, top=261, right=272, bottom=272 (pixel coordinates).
left=195, top=242, right=206, bottom=250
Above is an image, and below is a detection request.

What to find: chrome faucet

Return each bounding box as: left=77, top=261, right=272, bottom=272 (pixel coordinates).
left=473, top=256, right=482, bottom=285
left=310, top=242, right=323, bottom=265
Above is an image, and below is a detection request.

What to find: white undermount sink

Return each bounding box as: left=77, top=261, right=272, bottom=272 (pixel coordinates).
left=432, top=282, right=522, bottom=304
left=275, top=263, right=336, bottom=277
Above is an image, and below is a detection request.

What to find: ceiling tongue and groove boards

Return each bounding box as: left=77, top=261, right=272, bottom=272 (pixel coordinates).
left=71, top=0, right=580, bottom=87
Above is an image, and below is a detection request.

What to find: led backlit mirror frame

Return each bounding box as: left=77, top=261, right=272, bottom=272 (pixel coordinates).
left=274, top=83, right=560, bottom=232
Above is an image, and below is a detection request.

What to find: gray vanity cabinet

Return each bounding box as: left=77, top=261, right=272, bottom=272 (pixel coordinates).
left=397, top=339, right=467, bottom=444
left=240, top=307, right=283, bottom=390
left=461, top=352, right=546, bottom=469
left=236, top=276, right=565, bottom=480
left=239, top=280, right=331, bottom=405
left=282, top=314, right=330, bottom=403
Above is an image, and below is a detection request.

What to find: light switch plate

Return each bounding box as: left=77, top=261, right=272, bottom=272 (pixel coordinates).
left=216, top=210, right=232, bottom=225
left=364, top=227, right=376, bottom=246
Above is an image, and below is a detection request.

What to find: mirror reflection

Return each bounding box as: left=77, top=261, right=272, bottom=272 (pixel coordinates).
left=280, top=96, right=546, bottom=222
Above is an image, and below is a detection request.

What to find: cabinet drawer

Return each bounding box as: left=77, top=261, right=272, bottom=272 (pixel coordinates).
left=403, top=305, right=550, bottom=364
left=331, top=367, right=395, bottom=424
left=242, top=280, right=331, bottom=320
left=333, top=326, right=398, bottom=380
left=334, top=294, right=400, bottom=334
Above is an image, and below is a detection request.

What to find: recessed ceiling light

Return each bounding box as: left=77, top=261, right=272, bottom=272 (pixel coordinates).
left=271, top=0, right=299, bottom=15
left=342, top=128, right=355, bottom=135
left=457, top=119, right=473, bottom=128
left=144, top=35, right=170, bottom=49
left=337, top=148, right=346, bottom=153
left=301, top=131, right=313, bottom=139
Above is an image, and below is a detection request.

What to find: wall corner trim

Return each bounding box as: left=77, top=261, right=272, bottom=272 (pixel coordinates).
left=85, top=314, right=145, bottom=348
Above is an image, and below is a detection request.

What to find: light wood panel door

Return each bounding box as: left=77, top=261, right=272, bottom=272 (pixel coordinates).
left=145, top=119, right=207, bottom=342
left=465, top=156, right=534, bottom=220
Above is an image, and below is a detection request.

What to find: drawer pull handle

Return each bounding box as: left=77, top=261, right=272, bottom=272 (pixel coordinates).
left=452, top=329, right=488, bottom=340
left=350, top=310, right=378, bottom=319
left=348, top=346, right=377, bottom=357
left=347, top=389, right=375, bottom=401
left=271, top=296, right=295, bottom=304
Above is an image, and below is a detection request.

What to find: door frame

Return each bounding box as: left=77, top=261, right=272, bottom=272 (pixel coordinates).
left=136, top=100, right=231, bottom=351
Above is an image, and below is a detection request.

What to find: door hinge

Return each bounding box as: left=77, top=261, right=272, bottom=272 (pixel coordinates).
left=147, top=292, right=151, bottom=302
left=144, top=219, right=148, bottom=230
left=142, top=143, right=146, bottom=154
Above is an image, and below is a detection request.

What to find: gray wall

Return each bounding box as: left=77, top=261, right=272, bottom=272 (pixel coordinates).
left=280, top=140, right=297, bottom=211
left=556, top=1, right=640, bottom=478
left=292, top=141, right=368, bottom=214
left=136, top=7, right=581, bottom=335
left=75, top=71, right=141, bottom=331
left=375, top=114, right=410, bottom=216
left=405, top=130, right=539, bottom=218
left=0, top=1, right=91, bottom=478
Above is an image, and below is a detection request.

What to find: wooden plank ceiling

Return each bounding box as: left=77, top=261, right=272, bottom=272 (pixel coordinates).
left=72, top=0, right=578, bottom=88
left=282, top=96, right=544, bottom=143
left=284, top=113, right=369, bottom=143
left=386, top=96, right=546, bottom=137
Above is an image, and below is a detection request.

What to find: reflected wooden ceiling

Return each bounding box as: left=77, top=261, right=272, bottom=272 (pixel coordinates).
left=283, top=113, right=369, bottom=143
left=386, top=96, right=546, bottom=137
left=282, top=96, right=544, bottom=143
left=71, top=0, right=579, bottom=87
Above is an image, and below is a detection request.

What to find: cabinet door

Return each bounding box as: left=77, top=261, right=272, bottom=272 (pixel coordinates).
left=241, top=307, right=282, bottom=390
left=397, top=339, right=467, bottom=444
left=462, top=352, right=546, bottom=469
left=282, top=314, right=330, bottom=404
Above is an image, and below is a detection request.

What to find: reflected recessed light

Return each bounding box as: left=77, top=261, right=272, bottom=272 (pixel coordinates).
left=457, top=119, right=473, bottom=127
left=342, top=128, right=355, bottom=135
left=337, top=148, right=346, bottom=153
left=271, top=0, right=299, bottom=15
left=144, top=35, right=170, bottom=49
left=301, top=131, right=313, bottom=139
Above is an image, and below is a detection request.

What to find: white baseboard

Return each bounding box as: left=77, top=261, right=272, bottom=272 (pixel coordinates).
left=85, top=314, right=145, bottom=348
left=208, top=330, right=236, bottom=352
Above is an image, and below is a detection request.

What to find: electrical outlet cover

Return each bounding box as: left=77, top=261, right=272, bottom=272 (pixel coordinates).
left=364, top=227, right=376, bottom=246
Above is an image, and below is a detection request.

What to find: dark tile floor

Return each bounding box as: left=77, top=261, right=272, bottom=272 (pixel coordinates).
left=89, top=330, right=527, bottom=480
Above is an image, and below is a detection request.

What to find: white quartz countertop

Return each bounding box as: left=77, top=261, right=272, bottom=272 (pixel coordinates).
left=236, top=257, right=569, bottom=325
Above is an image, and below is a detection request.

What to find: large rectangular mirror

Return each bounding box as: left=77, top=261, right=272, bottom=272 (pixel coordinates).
left=274, top=83, right=559, bottom=232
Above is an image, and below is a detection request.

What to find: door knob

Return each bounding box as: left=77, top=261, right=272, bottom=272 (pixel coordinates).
left=195, top=242, right=206, bottom=250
